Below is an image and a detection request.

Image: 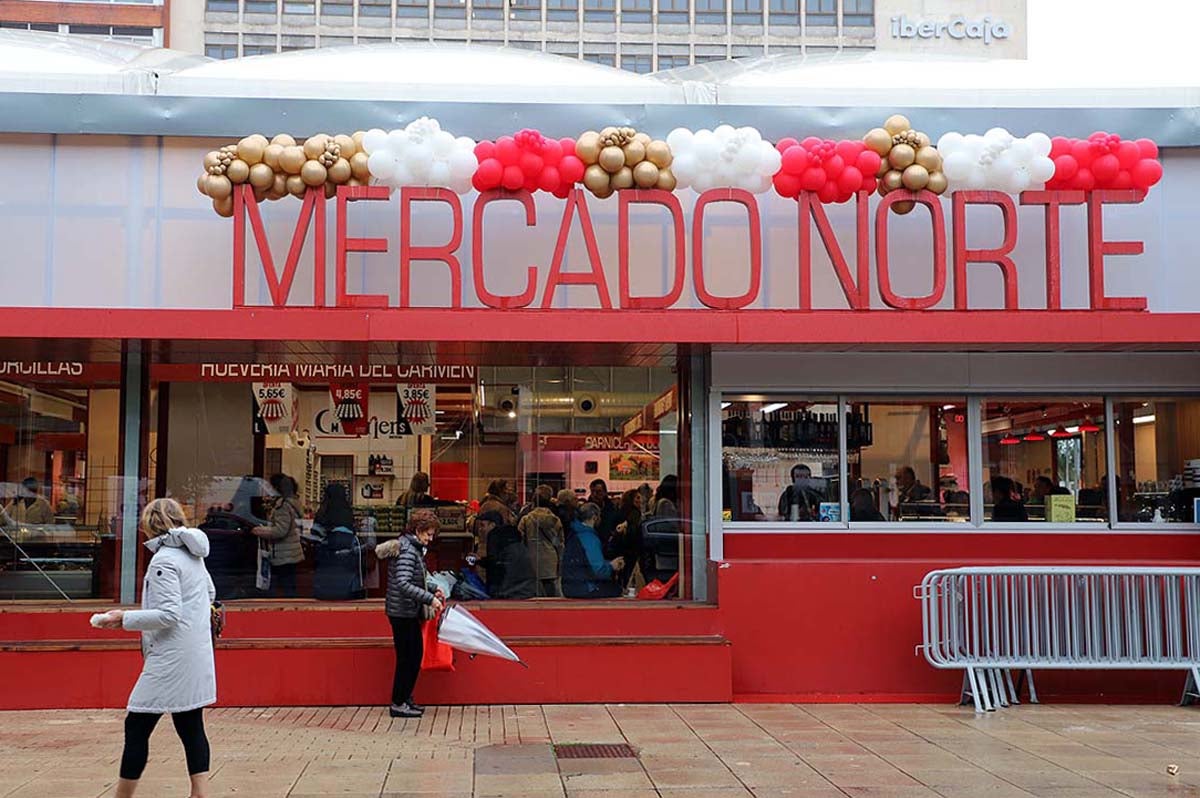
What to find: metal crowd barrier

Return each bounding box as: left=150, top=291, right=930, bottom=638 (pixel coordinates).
left=915, top=567, right=1200, bottom=713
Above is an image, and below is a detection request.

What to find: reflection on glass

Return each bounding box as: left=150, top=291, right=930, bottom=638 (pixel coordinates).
left=721, top=398, right=842, bottom=522
left=847, top=398, right=969, bottom=523
left=1114, top=398, right=1200, bottom=523
left=981, top=398, right=1107, bottom=523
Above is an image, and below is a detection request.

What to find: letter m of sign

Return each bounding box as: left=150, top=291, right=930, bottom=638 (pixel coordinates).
left=233, top=184, right=326, bottom=307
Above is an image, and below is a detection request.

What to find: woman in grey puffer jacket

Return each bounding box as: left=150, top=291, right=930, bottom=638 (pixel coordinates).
left=377, top=514, right=444, bottom=718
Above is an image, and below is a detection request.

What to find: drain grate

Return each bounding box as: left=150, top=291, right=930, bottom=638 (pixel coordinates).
left=554, top=743, right=638, bottom=759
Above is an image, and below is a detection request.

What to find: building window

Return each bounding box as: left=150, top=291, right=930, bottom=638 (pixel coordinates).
left=321, top=0, right=354, bottom=15
left=722, top=398, right=844, bottom=523
left=244, top=0, right=278, bottom=13
left=657, top=0, right=687, bottom=25
left=205, top=43, right=239, bottom=58
left=396, top=0, right=428, bottom=18
left=546, top=0, right=576, bottom=20
left=694, top=0, right=724, bottom=25
left=804, top=0, right=834, bottom=26
left=583, top=51, right=615, bottom=65
left=507, top=39, right=542, bottom=49
left=241, top=44, right=278, bottom=55
left=320, top=35, right=354, bottom=45
left=472, top=0, right=501, bottom=20
left=205, top=0, right=238, bottom=11
left=731, top=0, right=760, bottom=25
left=584, top=0, right=614, bottom=23
left=693, top=52, right=727, bottom=62
left=982, top=398, right=1108, bottom=524
left=434, top=0, right=466, bottom=18
left=359, top=0, right=392, bottom=17
left=767, top=0, right=797, bottom=28
left=657, top=53, right=690, bottom=68
left=1114, top=398, right=1200, bottom=524
left=619, top=0, right=648, bottom=23
left=283, top=0, right=315, bottom=13
left=621, top=52, right=652, bottom=72
left=843, top=0, right=871, bottom=27
left=511, top=0, right=541, bottom=21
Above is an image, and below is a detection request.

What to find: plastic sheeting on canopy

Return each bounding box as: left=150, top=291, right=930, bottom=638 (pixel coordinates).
left=652, top=51, right=1200, bottom=109
left=0, top=30, right=204, bottom=94
left=157, top=42, right=686, bottom=104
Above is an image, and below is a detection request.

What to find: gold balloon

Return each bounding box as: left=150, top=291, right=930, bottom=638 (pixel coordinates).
left=611, top=166, right=635, bottom=190
left=583, top=164, right=611, bottom=193
left=888, top=143, right=916, bottom=170
left=927, top=171, right=948, bottom=195
left=303, top=135, right=330, bottom=160
left=882, top=169, right=904, bottom=192
left=600, top=126, right=617, bottom=140
left=301, top=160, right=327, bottom=187
left=624, top=140, right=646, bottom=166
left=350, top=151, right=370, bottom=181
left=877, top=181, right=891, bottom=197
left=348, top=177, right=364, bottom=187
left=901, top=164, right=930, bottom=191
left=914, top=146, right=940, bottom=172
left=286, top=175, right=307, bottom=197
left=576, top=132, right=602, bottom=164
left=327, top=158, right=352, bottom=184
left=592, top=183, right=614, bottom=200
left=915, top=131, right=931, bottom=150
left=203, top=151, right=222, bottom=171
left=645, top=140, right=672, bottom=168
left=633, top=160, right=659, bottom=188
left=196, top=174, right=210, bottom=196
left=213, top=195, right=234, bottom=217
left=864, top=128, right=892, bottom=157
left=262, top=144, right=284, bottom=170
left=280, top=146, right=306, bottom=175
left=334, top=134, right=357, bottom=158
left=271, top=133, right=297, bottom=147
left=655, top=168, right=677, bottom=192
left=237, top=136, right=266, bottom=165
left=271, top=174, right=287, bottom=197
left=253, top=184, right=269, bottom=203
left=884, top=115, right=912, bottom=136
left=599, top=146, right=625, bottom=174
left=892, top=200, right=915, bottom=215
left=324, top=182, right=338, bottom=199
left=633, top=132, right=652, bottom=146
left=876, top=159, right=891, bottom=179
left=248, top=162, right=275, bottom=189
left=352, top=131, right=366, bottom=150
left=226, top=160, right=250, bottom=184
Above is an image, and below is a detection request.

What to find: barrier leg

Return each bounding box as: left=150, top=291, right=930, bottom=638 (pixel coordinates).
left=965, top=668, right=985, bottom=713
left=1182, top=667, right=1200, bottom=707
left=988, top=669, right=1007, bottom=708
left=1004, top=670, right=1020, bottom=705
left=1025, top=670, right=1039, bottom=704
left=978, top=668, right=995, bottom=712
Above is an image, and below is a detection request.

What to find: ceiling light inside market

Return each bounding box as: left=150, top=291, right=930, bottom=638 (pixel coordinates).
left=1049, top=426, right=1072, bottom=438
left=1078, top=420, right=1101, bottom=433
left=1023, top=431, right=1046, bottom=441
left=1134, top=414, right=1156, bottom=425
left=999, top=433, right=1021, bottom=445
left=759, top=402, right=787, bottom=414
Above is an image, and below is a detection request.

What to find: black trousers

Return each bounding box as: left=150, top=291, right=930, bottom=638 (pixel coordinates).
left=389, top=616, right=424, bottom=706
left=120, top=708, right=210, bottom=780
left=268, top=563, right=298, bottom=598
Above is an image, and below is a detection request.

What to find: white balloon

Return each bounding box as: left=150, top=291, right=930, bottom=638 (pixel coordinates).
left=431, top=131, right=456, bottom=158
left=1026, top=132, right=1052, bottom=158
left=693, top=137, right=719, bottom=166
left=758, top=146, right=782, bottom=176
left=1008, top=139, right=1034, bottom=164
left=666, top=127, right=694, bottom=152
left=392, top=163, right=413, bottom=187
left=942, top=151, right=973, bottom=181
left=405, top=143, right=432, bottom=175
left=937, top=131, right=966, bottom=153
left=985, top=126, right=1012, bottom=143
left=362, top=128, right=387, bottom=154
left=448, top=148, right=478, bottom=180
left=386, top=129, right=408, bottom=149
left=734, top=146, right=760, bottom=174
left=367, top=150, right=394, bottom=179
left=672, top=153, right=696, bottom=187
left=450, top=175, right=473, bottom=195
left=1002, top=166, right=1030, bottom=194
left=714, top=124, right=736, bottom=142
left=1029, top=155, right=1056, bottom=183
left=428, top=161, right=452, bottom=187
left=737, top=126, right=762, bottom=144
left=455, top=136, right=477, bottom=151
left=963, top=165, right=987, bottom=190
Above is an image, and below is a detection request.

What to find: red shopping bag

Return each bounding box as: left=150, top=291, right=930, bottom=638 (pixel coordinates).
left=420, top=613, right=455, bottom=672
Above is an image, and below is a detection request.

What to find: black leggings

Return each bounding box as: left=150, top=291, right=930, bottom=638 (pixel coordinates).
left=120, top=708, right=210, bottom=780
left=390, top=616, right=424, bottom=706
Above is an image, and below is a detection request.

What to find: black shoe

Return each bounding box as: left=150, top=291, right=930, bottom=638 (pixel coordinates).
left=406, top=699, right=425, bottom=712
left=389, top=703, right=423, bottom=718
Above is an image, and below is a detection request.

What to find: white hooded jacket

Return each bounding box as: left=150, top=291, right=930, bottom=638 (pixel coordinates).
left=122, top=527, right=217, bottom=714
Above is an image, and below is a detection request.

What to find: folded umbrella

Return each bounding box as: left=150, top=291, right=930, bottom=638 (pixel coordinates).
left=437, top=604, right=524, bottom=665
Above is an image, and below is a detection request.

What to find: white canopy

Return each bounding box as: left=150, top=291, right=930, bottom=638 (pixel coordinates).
left=0, top=30, right=203, bottom=94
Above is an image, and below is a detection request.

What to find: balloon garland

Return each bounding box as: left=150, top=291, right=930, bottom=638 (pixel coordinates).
left=198, top=116, right=1163, bottom=217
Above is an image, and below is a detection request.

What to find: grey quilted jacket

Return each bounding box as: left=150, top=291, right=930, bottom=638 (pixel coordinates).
left=385, top=534, right=435, bottom=619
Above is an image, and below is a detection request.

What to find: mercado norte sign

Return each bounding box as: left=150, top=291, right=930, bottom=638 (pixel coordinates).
left=216, top=116, right=1163, bottom=314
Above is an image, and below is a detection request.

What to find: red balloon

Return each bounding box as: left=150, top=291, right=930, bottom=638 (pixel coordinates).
left=837, top=166, right=863, bottom=194
left=822, top=154, right=845, bottom=178
left=835, top=140, right=862, bottom=162
left=1115, top=141, right=1140, bottom=170
left=520, top=152, right=544, bottom=176
left=495, top=137, right=520, bottom=167
left=801, top=136, right=823, bottom=149
left=800, top=167, right=826, bottom=192
left=542, top=139, right=564, bottom=165
left=1053, top=154, right=1079, bottom=182
left=474, top=140, right=496, bottom=161
left=860, top=176, right=878, bottom=194
left=773, top=172, right=802, bottom=198
left=1069, top=168, right=1096, bottom=191
left=1091, top=154, right=1120, bottom=185
left=558, top=155, right=585, bottom=184
left=835, top=188, right=855, bottom=204
left=781, top=146, right=809, bottom=175
left=856, top=150, right=882, bottom=176
left=816, top=181, right=839, bottom=204
left=552, top=185, right=571, bottom=200
left=1069, top=139, right=1093, bottom=167
left=556, top=153, right=585, bottom=183
left=501, top=164, right=525, bottom=190
left=1112, top=170, right=1134, bottom=190
left=1049, top=136, right=1070, bottom=159
left=537, top=166, right=560, bottom=193
left=1131, top=159, right=1163, bottom=190
left=474, top=158, right=503, bottom=190
left=775, top=137, right=800, bottom=153
left=1135, top=138, right=1159, bottom=160
left=558, top=137, right=577, bottom=156
left=522, top=171, right=539, bottom=192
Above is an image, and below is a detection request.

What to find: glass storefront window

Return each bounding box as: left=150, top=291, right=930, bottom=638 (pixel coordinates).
left=982, top=398, right=1107, bottom=523
left=0, top=372, right=122, bottom=600
left=848, top=398, right=969, bottom=523
left=721, top=397, right=841, bottom=522
left=1114, top=398, right=1200, bottom=523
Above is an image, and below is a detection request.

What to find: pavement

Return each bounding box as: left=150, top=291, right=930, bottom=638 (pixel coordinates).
left=0, top=703, right=1198, bottom=797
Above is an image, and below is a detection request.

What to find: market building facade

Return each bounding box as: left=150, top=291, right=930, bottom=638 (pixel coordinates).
left=0, top=34, right=1196, bottom=708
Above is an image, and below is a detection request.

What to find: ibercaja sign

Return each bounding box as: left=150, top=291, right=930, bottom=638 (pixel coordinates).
left=231, top=184, right=1149, bottom=313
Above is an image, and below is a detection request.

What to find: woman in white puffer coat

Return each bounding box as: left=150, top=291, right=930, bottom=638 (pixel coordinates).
left=95, top=498, right=217, bottom=798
